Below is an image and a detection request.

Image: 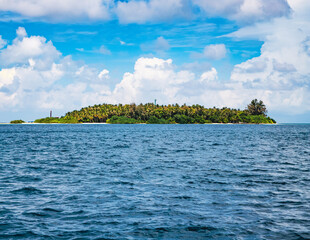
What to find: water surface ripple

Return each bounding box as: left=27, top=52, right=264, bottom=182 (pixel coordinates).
left=0, top=124, right=309, bottom=239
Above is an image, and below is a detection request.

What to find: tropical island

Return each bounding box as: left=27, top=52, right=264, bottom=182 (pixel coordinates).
left=32, top=99, right=276, bottom=124
left=10, top=120, right=25, bottom=124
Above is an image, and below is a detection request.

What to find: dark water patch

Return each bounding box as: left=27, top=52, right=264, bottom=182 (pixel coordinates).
left=174, top=149, right=193, bottom=153
left=110, top=181, right=134, bottom=186
left=186, top=225, right=217, bottom=232
left=42, top=207, right=63, bottom=213
left=11, top=186, right=44, bottom=195
left=65, top=195, right=79, bottom=201
left=22, top=211, right=50, bottom=218
left=112, top=144, right=130, bottom=149
left=172, top=195, right=193, bottom=200
left=14, top=176, right=42, bottom=182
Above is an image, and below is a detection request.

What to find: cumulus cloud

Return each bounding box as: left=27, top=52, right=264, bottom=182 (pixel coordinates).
left=199, top=68, right=218, bottom=82
left=16, top=26, right=27, bottom=38
left=154, top=37, right=170, bottom=51
left=191, top=44, right=227, bottom=60
left=273, top=60, right=296, bottom=73
left=0, top=0, right=292, bottom=24
left=182, top=61, right=212, bottom=73
left=115, top=0, right=192, bottom=24
left=141, top=36, right=170, bottom=53
left=203, top=44, right=227, bottom=60
left=193, top=0, right=291, bottom=23
left=0, top=27, right=61, bottom=69
left=110, top=57, right=192, bottom=103
left=1, top=43, right=234, bottom=118
left=0, top=35, right=6, bottom=49
left=107, top=58, right=234, bottom=107
left=115, top=0, right=290, bottom=24
left=98, top=69, right=109, bottom=80
left=0, top=27, right=112, bottom=116
left=0, top=68, right=16, bottom=90
left=229, top=0, right=310, bottom=114
left=0, top=0, right=112, bottom=22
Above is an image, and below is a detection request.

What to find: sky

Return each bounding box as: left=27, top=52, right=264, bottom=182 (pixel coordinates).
left=0, top=0, right=309, bottom=123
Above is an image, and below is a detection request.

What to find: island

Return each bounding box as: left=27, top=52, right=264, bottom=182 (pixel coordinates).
left=33, top=99, right=276, bottom=124
left=10, top=120, right=25, bottom=124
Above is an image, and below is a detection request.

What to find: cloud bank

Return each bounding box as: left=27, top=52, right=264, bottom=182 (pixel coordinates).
left=0, top=0, right=112, bottom=22
left=229, top=0, right=310, bottom=114
left=193, top=0, right=290, bottom=24
left=0, top=0, right=291, bottom=24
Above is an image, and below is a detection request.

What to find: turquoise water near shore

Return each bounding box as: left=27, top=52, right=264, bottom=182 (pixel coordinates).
left=0, top=124, right=309, bottom=239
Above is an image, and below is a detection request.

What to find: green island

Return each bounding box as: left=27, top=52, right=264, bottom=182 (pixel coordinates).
left=10, top=120, right=25, bottom=124
left=33, top=99, right=276, bottom=124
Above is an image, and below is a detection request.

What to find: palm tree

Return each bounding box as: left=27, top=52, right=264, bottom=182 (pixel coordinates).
left=247, top=99, right=267, bottom=116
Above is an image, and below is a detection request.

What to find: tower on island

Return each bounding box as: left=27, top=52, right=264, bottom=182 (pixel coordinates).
left=50, top=110, right=52, bottom=118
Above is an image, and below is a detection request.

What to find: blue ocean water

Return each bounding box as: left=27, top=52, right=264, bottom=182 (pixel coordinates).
left=0, top=124, right=309, bottom=239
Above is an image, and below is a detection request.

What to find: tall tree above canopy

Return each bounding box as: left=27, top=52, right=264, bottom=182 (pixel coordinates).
left=247, top=99, right=267, bottom=116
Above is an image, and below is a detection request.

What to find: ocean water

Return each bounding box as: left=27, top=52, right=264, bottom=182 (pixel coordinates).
left=0, top=124, right=309, bottom=240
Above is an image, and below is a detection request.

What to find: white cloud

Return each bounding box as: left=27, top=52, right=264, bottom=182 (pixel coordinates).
left=0, top=68, right=16, bottom=89
left=98, top=69, right=109, bottom=80
left=76, top=48, right=85, bottom=52
left=0, top=35, right=7, bottom=49
left=203, top=44, right=227, bottom=60
left=115, top=0, right=290, bottom=24
left=115, top=0, right=192, bottom=24
left=16, top=26, right=27, bottom=38
left=193, top=0, right=291, bottom=23
left=287, top=0, right=310, bottom=20
left=0, top=0, right=292, bottom=24
left=0, top=62, right=64, bottom=109
left=111, top=57, right=184, bottom=103
left=199, top=68, right=218, bottom=82
left=0, top=0, right=112, bottom=22
left=154, top=36, right=170, bottom=51
left=273, top=60, right=296, bottom=73
left=141, top=36, right=170, bottom=53
left=118, top=39, right=134, bottom=46
left=0, top=27, right=111, bottom=115
left=229, top=0, right=310, bottom=114
left=76, top=45, right=111, bottom=55
left=182, top=61, right=212, bottom=73
left=0, top=27, right=60, bottom=69
left=108, top=58, right=232, bottom=107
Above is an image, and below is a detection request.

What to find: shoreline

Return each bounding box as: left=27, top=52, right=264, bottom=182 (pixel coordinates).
left=1, top=122, right=278, bottom=125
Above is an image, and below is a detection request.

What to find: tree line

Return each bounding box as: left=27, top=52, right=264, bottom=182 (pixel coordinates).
left=33, top=99, right=275, bottom=124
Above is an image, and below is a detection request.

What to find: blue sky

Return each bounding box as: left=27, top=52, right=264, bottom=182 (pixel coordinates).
left=0, top=0, right=309, bottom=122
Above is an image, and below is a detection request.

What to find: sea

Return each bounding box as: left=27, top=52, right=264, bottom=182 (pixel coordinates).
left=0, top=124, right=309, bottom=239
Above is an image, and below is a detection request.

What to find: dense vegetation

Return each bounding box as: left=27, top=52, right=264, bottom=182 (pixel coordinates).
left=34, top=99, right=276, bottom=124
left=10, top=120, right=25, bottom=124
left=34, top=117, right=78, bottom=124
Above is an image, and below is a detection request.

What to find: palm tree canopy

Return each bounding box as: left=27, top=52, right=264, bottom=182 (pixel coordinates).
left=247, top=99, right=267, bottom=116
